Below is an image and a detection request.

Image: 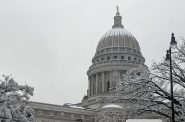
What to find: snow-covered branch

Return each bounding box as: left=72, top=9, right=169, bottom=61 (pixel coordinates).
left=0, top=75, right=35, bottom=122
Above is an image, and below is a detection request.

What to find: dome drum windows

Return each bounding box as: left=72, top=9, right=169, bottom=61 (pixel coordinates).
left=128, top=56, right=131, bottom=61
left=94, top=55, right=143, bottom=64
left=114, top=56, right=118, bottom=59
left=95, top=47, right=141, bottom=57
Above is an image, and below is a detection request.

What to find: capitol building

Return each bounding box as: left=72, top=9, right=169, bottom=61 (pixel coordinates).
left=31, top=8, right=165, bottom=122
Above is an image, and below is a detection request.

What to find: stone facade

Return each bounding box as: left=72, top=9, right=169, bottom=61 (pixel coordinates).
left=31, top=102, right=97, bottom=122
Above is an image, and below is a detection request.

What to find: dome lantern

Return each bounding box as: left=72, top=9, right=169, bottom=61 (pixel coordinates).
left=112, top=6, right=124, bottom=28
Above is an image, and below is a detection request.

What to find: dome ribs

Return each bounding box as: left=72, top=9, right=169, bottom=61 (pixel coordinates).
left=96, top=28, right=141, bottom=53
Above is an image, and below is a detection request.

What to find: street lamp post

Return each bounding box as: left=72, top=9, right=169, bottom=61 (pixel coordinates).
left=165, top=33, right=177, bottom=122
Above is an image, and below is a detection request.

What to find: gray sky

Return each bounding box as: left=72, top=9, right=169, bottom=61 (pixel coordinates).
left=0, top=0, right=185, bottom=105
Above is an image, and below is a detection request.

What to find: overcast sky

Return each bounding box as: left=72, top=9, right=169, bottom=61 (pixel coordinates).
left=0, top=0, right=185, bottom=105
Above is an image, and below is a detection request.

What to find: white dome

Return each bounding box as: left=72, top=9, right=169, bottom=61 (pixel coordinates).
left=96, top=28, right=141, bottom=52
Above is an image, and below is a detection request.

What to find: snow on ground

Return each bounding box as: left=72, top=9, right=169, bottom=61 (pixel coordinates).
left=126, top=119, right=162, bottom=122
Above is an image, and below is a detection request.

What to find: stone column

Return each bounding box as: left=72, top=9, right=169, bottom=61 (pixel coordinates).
left=118, top=70, right=121, bottom=82
left=93, top=75, right=96, bottom=95
left=110, top=70, right=113, bottom=89
left=99, top=74, right=102, bottom=93
left=88, top=77, right=90, bottom=97
left=90, top=76, right=93, bottom=95
left=92, top=75, right=94, bottom=95
left=102, top=72, right=105, bottom=92
left=96, top=73, right=98, bottom=94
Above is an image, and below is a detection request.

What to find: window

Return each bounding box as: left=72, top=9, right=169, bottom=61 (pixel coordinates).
left=107, top=81, right=110, bottom=92
left=101, top=58, right=104, bottom=61
left=38, top=110, right=42, bottom=115
left=49, top=111, right=53, bottom=116
left=42, top=110, right=49, bottom=115
left=96, top=59, right=99, bottom=62
left=128, top=56, right=131, bottom=60
left=53, top=111, right=61, bottom=116
left=84, top=115, right=90, bottom=119
left=74, top=114, right=81, bottom=118
left=134, top=58, right=136, bottom=61
left=34, top=110, right=38, bottom=115
left=121, top=56, right=124, bottom=59
left=114, top=56, right=117, bottom=59
left=136, top=72, right=141, bottom=76
left=113, top=47, right=118, bottom=51
left=107, top=56, right=110, bottom=60
left=64, top=112, right=71, bottom=118
left=139, top=59, right=141, bottom=62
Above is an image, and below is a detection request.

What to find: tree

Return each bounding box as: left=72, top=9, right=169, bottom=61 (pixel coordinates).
left=107, top=38, right=185, bottom=121
left=0, top=75, right=35, bottom=122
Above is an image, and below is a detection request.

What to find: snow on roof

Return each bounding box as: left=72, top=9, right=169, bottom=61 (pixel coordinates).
left=102, top=104, right=123, bottom=109
left=69, top=105, right=85, bottom=109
